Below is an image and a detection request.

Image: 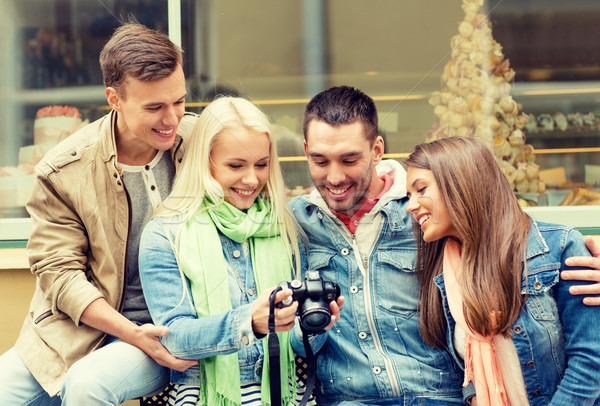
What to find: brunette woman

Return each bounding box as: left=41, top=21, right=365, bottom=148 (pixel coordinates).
left=405, top=136, right=600, bottom=406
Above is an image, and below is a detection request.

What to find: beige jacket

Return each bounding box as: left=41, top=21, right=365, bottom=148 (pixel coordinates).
left=15, top=110, right=198, bottom=395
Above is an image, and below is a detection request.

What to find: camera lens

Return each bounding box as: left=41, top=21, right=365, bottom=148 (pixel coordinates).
left=300, top=308, right=331, bottom=333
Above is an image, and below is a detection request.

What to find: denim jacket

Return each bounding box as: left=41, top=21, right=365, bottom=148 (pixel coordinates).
left=138, top=217, right=266, bottom=385
left=289, top=160, right=463, bottom=405
left=435, top=220, right=600, bottom=406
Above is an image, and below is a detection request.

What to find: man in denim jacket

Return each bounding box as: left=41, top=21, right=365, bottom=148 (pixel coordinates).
left=290, top=86, right=465, bottom=405
left=290, top=86, right=600, bottom=405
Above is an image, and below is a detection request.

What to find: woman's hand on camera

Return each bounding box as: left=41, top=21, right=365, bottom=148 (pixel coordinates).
left=252, top=286, right=298, bottom=335
left=324, top=296, right=345, bottom=331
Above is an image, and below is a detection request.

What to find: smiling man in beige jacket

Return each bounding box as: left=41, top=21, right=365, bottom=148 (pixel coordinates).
left=0, top=22, right=198, bottom=405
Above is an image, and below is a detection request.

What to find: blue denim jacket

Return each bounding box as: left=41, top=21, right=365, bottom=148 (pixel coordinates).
left=138, top=217, right=266, bottom=385
left=288, top=161, right=463, bottom=405
left=435, top=220, right=600, bottom=406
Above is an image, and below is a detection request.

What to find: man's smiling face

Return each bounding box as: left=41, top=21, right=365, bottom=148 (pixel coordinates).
left=109, top=63, right=187, bottom=158
left=304, top=119, right=383, bottom=216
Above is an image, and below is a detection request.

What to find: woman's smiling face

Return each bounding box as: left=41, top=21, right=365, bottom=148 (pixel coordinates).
left=406, top=166, right=458, bottom=242
left=210, top=127, right=271, bottom=210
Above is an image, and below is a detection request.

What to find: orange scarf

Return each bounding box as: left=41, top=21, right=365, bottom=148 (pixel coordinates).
left=443, top=238, right=508, bottom=406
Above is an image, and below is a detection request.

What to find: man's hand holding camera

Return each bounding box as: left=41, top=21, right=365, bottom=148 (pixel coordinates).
left=323, top=295, right=345, bottom=332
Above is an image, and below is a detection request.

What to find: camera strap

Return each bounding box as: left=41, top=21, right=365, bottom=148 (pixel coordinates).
left=268, top=286, right=283, bottom=406
left=298, top=327, right=318, bottom=406
left=267, top=289, right=320, bottom=406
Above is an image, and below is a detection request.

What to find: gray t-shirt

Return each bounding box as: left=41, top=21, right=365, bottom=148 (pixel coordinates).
left=120, top=150, right=175, bottom=324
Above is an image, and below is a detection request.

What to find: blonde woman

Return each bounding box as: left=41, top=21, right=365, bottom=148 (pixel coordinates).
left=139, top=97, right=312, bottom=405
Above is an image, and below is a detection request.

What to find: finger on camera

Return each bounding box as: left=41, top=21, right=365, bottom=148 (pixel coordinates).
left=277, top=301, right=298, bottom=318
left=274, top=311, right=296, bottom=328
left=324, top=315, right=338, bottom=332
left=329, top=296, right=345, bottom=313
left=274, top=288, right=293, bottom=303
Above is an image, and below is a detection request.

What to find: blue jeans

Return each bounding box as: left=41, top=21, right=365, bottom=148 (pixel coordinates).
left=331, top=398, right=459, bottom=406
left=0, top=337, right=169, bottom=405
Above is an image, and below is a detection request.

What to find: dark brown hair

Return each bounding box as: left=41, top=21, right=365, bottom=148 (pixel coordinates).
left=99, top=21, right=183, bottom=97
left=303, top=86, right=379, bottom=145
left=405, top=137, right=530, bottom=347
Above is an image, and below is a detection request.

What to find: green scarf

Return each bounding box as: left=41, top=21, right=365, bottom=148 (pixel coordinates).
left=179, top=196, right=296, bottom=406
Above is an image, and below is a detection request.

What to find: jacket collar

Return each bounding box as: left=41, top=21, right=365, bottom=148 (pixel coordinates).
left=100, top=109, right=185, bottom=166
left=100, top=110, right=118, bottom=163
left=525, top=218, right=549, bottom=260
left=306, top=159, right=408, bottom=218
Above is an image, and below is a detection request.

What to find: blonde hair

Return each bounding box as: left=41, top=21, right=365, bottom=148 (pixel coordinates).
left=157, top=97, right=304, bottom=277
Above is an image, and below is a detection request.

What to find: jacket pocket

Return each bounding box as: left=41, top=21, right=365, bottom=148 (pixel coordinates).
left=33, top=306, right=68, bottom=324
left=523, top=268, right=560, bottom=321
left=306, top=250, right=340, bottom=289
left=307, top=250, right=336, bottom=271
left=34, top=310, right=53, bottom=324
left=375, top=248, right=418, bottom=319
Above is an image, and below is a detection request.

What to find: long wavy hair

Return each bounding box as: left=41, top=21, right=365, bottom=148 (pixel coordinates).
left=404, top=137, right=530, bottom=348
left=156, top=96, right=304, bottom=277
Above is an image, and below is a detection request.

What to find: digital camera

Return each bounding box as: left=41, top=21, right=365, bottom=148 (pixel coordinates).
left=278, top=270, right=341, bottom=334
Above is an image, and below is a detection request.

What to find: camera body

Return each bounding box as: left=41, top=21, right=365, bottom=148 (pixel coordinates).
left=278, top=270, right=341, bottom=333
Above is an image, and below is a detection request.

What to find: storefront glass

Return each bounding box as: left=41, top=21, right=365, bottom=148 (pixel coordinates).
left=2, top=0, right=600, bottom=241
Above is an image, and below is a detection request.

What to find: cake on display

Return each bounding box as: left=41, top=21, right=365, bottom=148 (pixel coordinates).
left=34, top=105, right=86, bottom=145
left=0, top=105, right=87, bottom=210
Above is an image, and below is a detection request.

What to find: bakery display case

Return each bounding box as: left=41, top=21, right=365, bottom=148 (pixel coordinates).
left=1, top=0, right=172, bottom=243
left=2, top=0, right=600, bottom=244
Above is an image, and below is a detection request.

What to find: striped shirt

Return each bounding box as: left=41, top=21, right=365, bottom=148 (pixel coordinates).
left=167, top=377, right=316, bottom=406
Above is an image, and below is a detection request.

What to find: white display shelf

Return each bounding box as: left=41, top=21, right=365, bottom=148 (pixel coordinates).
left=524, top=205, right=600, bottom=232
left=0, top=218, right=31, bottom=242
left=9, top=85, right=106, bottom=105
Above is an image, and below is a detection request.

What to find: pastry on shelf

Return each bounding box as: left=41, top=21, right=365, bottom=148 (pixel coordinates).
left=285, top=185, right=314, bottom=200
left=559, top=187, right=600, bottom=206
left=524, top=114, right=537, bottom=133
left=558, top=181, right=593, bottom=190
left=537, top=114, right=554, bottom=131
left=567, top=112, right=584, bottom=128
left=582, top=112, right=597, bottom=127
left=34, top=105, right=88, bottom=145
left=553, top=112, right=568, bottom=131
left=523, top=110, right=598, bottom=132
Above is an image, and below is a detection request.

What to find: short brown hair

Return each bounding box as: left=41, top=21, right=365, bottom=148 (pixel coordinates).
left=303, top=86, right=379, bottom=145
left=99, top=21, right=183, bottom=97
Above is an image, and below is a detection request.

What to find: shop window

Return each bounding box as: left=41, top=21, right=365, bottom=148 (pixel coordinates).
left=2, top=0, right=600, bottom=241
